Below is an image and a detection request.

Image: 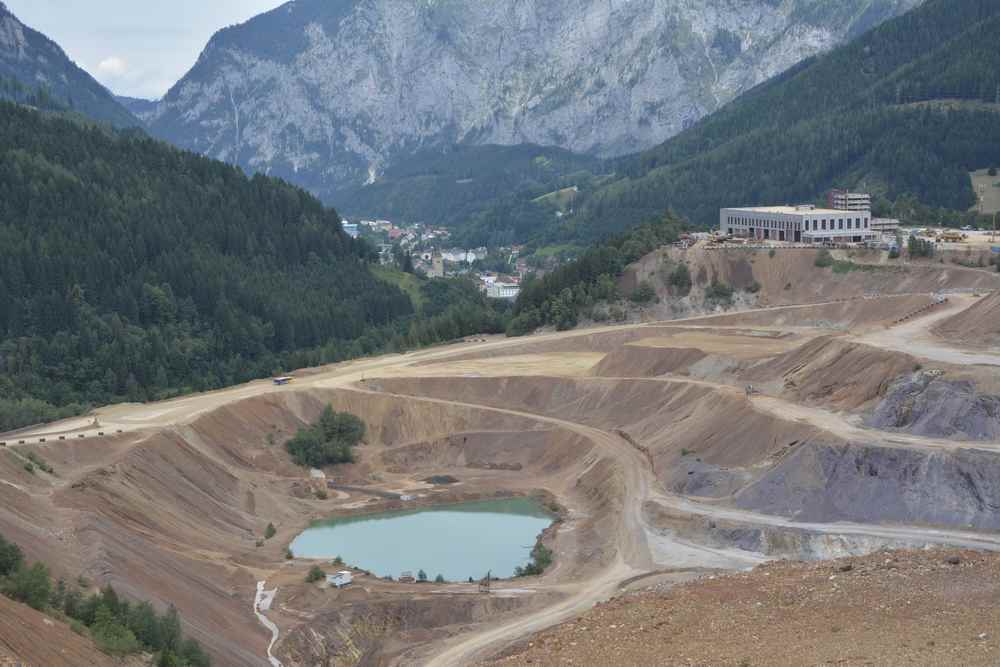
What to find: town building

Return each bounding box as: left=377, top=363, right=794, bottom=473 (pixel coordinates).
left=442, top=248, right=487, bottom=264
left=341, top=222, right=359, bottom=238
left=828, top=190, right=872, bottom=212
left=720, top=205, right=877, bottom=243
left=487, top=280, right=521, bottom=300
left=870, top=218, right=901, bottom=235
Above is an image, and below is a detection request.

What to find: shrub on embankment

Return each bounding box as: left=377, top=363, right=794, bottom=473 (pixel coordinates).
left=0, top=533, right=210, bottom=664
left=515, top=543, right=554, bottom=577
left=286, top=406, right=366, bottom=467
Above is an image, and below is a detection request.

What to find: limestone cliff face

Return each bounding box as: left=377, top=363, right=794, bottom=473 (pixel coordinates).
left=147, top=0, right=924, bottom=200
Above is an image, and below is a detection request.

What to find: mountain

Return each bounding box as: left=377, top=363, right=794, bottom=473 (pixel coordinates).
left=337, top=143, right=602, bottom=245
left=559, top=0, right=1000, bottom=240
left=0, top=2, right=137, bottom=126
left=116, top=94, right=158, bottom=124
left=0, top=100, right=415, bottom=431
left=143, top=0, right=923, bottom=203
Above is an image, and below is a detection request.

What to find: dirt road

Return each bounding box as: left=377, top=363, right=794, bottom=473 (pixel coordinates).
left=348, top=385, right=1000, bottom=667
left=856, top=295, right=1000, bottom=366
left=4, top=295, right=955, bottom=444
left=6, top=295, right=996, bottom=667
left=593, top=374, right=1000, bottom=453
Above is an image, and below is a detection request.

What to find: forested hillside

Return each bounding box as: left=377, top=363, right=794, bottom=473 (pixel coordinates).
left=558, top=0, right=1000, bottom=239
left=0, top=75, right=68, bottom=113
left=0, top=103, right=506, bottom=431
left=509, top=212, right=686, bottom=335
left=338, top=144, right=601, bottom=247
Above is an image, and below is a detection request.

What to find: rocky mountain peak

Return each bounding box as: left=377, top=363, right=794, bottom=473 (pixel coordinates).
left=146, top=0, right=925, bottom=202
left=0, top=3, right=138, bottom=126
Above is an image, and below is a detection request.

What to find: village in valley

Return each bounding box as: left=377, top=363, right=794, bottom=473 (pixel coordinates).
left=344, top=186, right=1000, bottom=309
left=343, top=218, right=531, bottom=300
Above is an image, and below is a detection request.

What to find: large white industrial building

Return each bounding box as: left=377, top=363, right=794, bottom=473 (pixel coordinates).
left=720, top=205, right=877, bottom=244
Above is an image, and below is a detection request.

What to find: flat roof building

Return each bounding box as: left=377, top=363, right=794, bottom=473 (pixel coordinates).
left=487, top=281, right=521, bottom=300
left=828, top=190, right=872, bottom=212
left=871, top=218, right=901, bottom=234
left=721, top=205, right=876, bottom=244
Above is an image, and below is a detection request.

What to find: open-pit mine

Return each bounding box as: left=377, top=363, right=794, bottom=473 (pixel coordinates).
left=3, top=249, right=1000, bottom=666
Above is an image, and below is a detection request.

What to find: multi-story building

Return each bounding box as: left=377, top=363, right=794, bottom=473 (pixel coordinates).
left=720, top=205, right=877, bottom=244
left=870, top=218, right=901, bottom=235
left=828, top=190, right=872, bottom=212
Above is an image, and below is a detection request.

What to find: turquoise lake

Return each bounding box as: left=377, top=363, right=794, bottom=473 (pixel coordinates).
left=289, top=497, right=555, bottom=581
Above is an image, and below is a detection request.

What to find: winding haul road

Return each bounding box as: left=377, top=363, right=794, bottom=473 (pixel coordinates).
left=4, top=293, right=999, bottom=667
left=351, top=384, right=1000, bottom=667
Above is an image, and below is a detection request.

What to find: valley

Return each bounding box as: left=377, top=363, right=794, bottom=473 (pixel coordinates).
left=0, top=1, right=998, bottom=665
left=4, top=248, right=1000, bottom=666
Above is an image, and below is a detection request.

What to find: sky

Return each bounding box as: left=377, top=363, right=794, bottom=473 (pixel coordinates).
left=4, top=0, right=286, bottom=99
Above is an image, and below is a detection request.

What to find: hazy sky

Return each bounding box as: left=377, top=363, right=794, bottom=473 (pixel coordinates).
left=5, top=0, right=286, bottom=99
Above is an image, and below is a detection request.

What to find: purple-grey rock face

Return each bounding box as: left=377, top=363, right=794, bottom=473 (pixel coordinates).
left=145, top=0, right=924, bottom=201
left=870, top=372, right=1000, bottom=441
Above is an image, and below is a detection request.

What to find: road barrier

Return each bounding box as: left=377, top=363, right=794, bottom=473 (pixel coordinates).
left=892, top=298, right=949, bottom=326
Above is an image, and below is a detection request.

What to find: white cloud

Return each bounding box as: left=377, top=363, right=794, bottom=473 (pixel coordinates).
left=97, top=56, right=128, bottom=78
left=4, top=1, right=286, bottom=99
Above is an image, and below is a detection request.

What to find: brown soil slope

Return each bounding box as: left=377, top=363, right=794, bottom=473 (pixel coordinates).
left=743, top=337, right=922, bottom=410
left=692, top=295, right=933, bottom=330
left=933, top=291, right=1000, bottom=348
left=626, top=247, right=1000, bottom=306
left=485, top=550, right=1000, bottom=667
left=0, top=596, right=142, bottom=667
left=591, top=346, right=708, bottom=378
left=374, top=376, right=833, bottom=478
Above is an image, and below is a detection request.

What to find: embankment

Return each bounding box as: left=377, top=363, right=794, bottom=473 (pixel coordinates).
left=933, top=291, right=1000, bottom=348
left=734, top=442, right=1000, bottom=531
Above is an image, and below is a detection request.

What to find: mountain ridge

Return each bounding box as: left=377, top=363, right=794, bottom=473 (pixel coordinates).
left=143, top=0, right=924, bottom=202
left=0, top=3, right=138, bottom=126
left=556, top=0, right=1000, bottom=239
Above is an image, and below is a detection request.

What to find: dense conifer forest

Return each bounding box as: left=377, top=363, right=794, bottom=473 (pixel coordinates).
left=0, top=102, right=506, bottom=431
left=509, top=212, right=686, bottom=335
left=337, top=144, right=601, bottom=247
